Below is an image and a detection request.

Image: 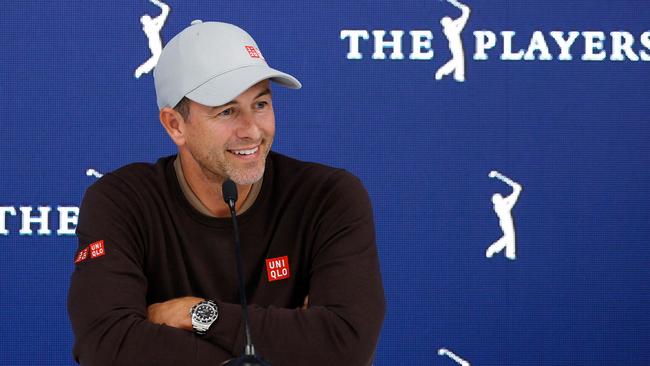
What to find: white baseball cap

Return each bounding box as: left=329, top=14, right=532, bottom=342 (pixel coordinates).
left=153, top=20, right=301, bottom=110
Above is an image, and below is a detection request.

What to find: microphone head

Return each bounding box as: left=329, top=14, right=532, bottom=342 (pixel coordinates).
left=222, top=178, right=238, bottom=205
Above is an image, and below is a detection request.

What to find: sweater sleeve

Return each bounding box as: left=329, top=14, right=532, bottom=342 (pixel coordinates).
left=67, top=176, right=232, bottom=366
left=202, top=170, right=386, bottom=366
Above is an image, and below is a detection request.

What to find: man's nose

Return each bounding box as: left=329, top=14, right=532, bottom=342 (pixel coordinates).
left=235, top=111, right=261, bottom=139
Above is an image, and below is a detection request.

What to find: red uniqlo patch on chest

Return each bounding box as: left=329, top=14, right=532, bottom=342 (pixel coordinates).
left=245, top=45, right=261, bottom=58
left=266, top=256, right=290, bottom=282
left=74, top=247, right=88, bottom=264
left=89, top=240, right=106, bottom=259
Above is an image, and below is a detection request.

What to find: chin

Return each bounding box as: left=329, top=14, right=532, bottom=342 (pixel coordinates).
left=228, top=166, right=265, bottom=186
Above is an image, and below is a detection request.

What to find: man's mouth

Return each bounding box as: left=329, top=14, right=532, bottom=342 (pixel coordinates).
left=228, top=146, right=260, bottom=157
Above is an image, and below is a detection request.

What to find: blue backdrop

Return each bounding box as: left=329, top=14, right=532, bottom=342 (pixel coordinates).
left=1, top=1, right=649, bottom=365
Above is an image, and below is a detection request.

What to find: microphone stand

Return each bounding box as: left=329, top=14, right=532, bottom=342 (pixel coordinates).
left=221, top=179, right=271, bottom=366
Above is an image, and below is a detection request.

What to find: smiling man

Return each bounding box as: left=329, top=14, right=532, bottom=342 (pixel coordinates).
left=68, top=21, right=385, bottom=366
left=165, top=80, right=276, bottom=216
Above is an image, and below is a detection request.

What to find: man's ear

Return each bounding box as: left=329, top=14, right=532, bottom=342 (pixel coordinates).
left=159, top=107, right=187, bottom=146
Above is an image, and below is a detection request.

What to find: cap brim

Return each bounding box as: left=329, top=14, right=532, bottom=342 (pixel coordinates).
left=185, top=65, right=301, bottom=107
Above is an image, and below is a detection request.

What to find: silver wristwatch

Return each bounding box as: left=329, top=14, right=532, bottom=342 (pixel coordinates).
left=190, top=300, right=219, bottom=334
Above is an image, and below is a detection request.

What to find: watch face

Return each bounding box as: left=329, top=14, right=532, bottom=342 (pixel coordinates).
left=193, top=303, right=218, bottom=324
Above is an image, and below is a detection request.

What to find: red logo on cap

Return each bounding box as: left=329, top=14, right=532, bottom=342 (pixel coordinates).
left=266, top=256, right=290, bottom=282
left=89, top=240, right=106, bottom=259
left=245, top=45, right=261, bottom=59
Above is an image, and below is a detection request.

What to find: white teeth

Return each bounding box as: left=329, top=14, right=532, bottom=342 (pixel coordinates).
left=231, top=147, right=258, bottom=155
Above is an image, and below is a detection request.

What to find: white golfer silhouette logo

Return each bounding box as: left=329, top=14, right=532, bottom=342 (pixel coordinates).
left=486, top=171, right=522, bottom=260
left=438, top=348, right=470, bottom=366
left=134, top=0, right=170, bottom=79
left=435, top=0, right=471, bottom=82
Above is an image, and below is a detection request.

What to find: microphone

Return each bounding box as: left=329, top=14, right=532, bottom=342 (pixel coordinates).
left=222, top=179, right=238, bottom=207
left=221, top=179, right=271, bottom=366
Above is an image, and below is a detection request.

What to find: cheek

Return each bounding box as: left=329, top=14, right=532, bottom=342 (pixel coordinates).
left=260, top=114, right=276, bottom=137
left=186, top=125, right=228, bottom=155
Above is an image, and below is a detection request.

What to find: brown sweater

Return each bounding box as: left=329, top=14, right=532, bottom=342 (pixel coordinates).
left=67, top=152, right=385, bottom=366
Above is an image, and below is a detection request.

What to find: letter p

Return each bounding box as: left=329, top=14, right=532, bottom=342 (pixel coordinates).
left=474, top=30, right=496, bottom=60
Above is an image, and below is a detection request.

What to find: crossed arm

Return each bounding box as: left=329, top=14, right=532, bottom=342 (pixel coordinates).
left=146, top=295, right=309, bottom=331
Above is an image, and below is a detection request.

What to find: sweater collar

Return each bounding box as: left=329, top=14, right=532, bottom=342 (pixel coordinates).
left=172, top=155, right=262, bottom=217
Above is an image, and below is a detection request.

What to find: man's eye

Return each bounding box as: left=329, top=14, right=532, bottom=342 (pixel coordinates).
left=255, top=101, right=268, bottom=110
left=218, top=108, right=233, bottom=117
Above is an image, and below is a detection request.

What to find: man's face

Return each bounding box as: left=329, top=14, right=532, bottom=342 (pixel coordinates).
left=182, top=80, right=275, bottom=185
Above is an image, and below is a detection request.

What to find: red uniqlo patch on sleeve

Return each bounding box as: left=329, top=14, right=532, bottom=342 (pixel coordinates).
left=89, top=240, right=106, bottom=259
left=245, top=45, right=261, bottom=58
left=266, top=256, right=290, bottom=282
left=74, top=247, right=88, bottom=264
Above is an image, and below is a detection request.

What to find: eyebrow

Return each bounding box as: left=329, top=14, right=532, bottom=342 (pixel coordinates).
left=255, top=88, right=272, bottom=99
left=211, top=88, right=272, bottom=111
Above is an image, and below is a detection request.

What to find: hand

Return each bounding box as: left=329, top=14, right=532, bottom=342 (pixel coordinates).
left=147, top=296, right=204, bottom=331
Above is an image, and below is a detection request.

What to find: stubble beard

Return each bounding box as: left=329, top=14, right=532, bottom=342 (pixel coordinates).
left=199, top=138, right=273, bottom=186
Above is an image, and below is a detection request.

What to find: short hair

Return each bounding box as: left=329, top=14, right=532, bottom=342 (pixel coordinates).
left=173, top=97, right=191, bottom=120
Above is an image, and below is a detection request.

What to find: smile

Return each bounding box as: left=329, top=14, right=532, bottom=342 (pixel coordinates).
left=228, top=146, right=259, bottom=156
